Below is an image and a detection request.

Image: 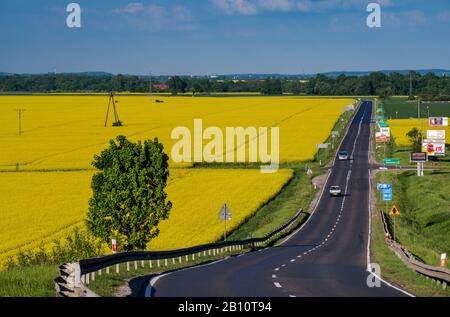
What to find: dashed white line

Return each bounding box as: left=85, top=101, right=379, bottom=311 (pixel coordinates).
left=274, top=282, right=282, bottom=288
left=272, top=274, right=277, bottom=278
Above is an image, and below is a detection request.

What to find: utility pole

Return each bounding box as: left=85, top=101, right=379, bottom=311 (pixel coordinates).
left=14, top=109, right=26, bottom=136
left=409, top=70, right=413, bottom=97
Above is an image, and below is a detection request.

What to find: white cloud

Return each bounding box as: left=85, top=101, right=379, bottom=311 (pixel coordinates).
left=173, top=5, right=193, bottom=21
left=213, top=0, right=394, bottom=15
left=257, top=0, right=295, bottom=12
left=114, top=2, right=145, bottom=14
left=437, top=11, right=450, bottom=22
left=113, top=3, right=194, bottom=31
left=213, top=0, right=258, bottom=15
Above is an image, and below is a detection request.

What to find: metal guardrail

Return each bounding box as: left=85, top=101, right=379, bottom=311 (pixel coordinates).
left=379, top=210, right=450, bottom=285
left=55, top=208, right=306, bottom=297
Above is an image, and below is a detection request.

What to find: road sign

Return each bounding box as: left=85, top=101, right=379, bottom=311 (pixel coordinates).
left=111, top=239, right=117, bottom=253
left=384, top=158, right=400, bottom=165
left=410, top=152, right=428, bottom=163
left=376, top=115, right=384, bottom=120
left=377, top=183, right=392, bottom=190
left=378, top=121, right=388, bottom=127
left=316, top=143, right=330, bottom=149
left=382, top=189, right=392, bottom=201
left=389, top=205, right=400, bottom=216
left=219, top=204, right=232, bottom=221
left=219, top=204, right=231, bottom=241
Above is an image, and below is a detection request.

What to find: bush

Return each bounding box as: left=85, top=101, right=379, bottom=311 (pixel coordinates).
left=4, top=228, right=105, bottom=269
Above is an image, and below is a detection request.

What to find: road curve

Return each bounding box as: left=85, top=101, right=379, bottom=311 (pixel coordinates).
left=150, top=101, right=410, bottom=297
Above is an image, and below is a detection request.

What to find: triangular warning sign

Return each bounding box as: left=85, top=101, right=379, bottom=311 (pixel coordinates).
left=390, top=205, right=400, bottom=216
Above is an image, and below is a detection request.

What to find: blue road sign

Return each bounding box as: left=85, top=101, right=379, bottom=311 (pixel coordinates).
left=382, top=189, right=393, bottom=201
left=377, top=183, right=392, bottom=190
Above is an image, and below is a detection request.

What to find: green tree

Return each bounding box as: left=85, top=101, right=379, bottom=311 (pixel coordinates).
left=86, top=135, right=172, bottom=251
left=168, top=76, right=187, bottom=95
left=406, top=127, right=423, bottom=152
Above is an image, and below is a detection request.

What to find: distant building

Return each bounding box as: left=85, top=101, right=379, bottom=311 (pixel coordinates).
left=153, top=84, right=169, bottom=91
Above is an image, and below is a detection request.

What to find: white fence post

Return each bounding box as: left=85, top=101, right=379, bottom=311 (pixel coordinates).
left=116, top=264, right=120, bottom=273
left=149, top=260, right=152, bottom=268
left=134, top=261, right=138, bottom=270
left=106, top=266, right=110, bottom=274
left=126, top=262, right=130, bottom=271
left=157, top=260, right=160, bottom=267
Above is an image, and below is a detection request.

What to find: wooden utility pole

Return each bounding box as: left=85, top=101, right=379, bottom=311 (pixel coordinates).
left=104, top=93, right=122, bottom=127
left=14, top=109, right=26, bottom=136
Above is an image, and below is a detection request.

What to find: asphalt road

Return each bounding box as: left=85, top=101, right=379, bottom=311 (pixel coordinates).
left=150, top=101, right=410, bottom=297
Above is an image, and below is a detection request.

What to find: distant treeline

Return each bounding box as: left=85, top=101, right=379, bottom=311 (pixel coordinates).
left=1, top=71, right=449, bottom=100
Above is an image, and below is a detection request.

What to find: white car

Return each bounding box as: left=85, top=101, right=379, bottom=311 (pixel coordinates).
left=338, top=151, right=349, bottom=160
left=329, top=186, right=342, bottom=197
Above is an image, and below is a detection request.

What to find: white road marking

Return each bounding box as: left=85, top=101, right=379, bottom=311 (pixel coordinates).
left=289, top=295, right=296, bottom=297
left=272, top=275, right=277, bottom=278
left=274, top=282, right=282, bottom=288
left=275, top=268, right=279, bottom=271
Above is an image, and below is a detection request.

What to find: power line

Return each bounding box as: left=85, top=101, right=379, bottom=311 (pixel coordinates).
left=14, top=108, right=26, bottom=136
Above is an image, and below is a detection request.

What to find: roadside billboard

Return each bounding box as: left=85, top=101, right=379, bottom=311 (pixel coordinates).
left=410, top=152, right=428, bottom=162
left=376, top=132, right=390, bottom=143
left=380, top=127, right=390, bottom=137
left=429, top=117, right=448, bottom=127
left=426, top=130, right=446, bottom=140
left=422, top=142, right=446, bottom=157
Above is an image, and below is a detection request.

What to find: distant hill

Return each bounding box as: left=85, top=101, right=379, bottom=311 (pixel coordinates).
left=1, top=69, right=449, bottom=79
left=0, top=71, right=114, bottom=77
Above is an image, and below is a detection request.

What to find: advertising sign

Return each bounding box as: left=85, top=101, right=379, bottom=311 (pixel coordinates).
left=426, top=130, right=446, bottom=140
left=380, top=127, right=390, bottom=137
left=111, top=239, right=117, bottom=253
left=422, top=142, right=446, bottom=157
left=376, top=132, right=390, bottom=143
left=410, top=152, right=428, bottom=162
left=429, top=117, right=448, bottom=127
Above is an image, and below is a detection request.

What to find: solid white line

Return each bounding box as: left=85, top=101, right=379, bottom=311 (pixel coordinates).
left=274, top=282, right=282, bottom=288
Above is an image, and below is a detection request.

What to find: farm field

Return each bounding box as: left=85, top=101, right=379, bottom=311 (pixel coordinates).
left=0, top=95, right=351, bottom=266
left=384, top=99, right=450, bottom=120
left=0, top=168, right=293, bottom=266
left=388, top=119, right=450, bottom=145
left=0, top=96, right=354, bottom=170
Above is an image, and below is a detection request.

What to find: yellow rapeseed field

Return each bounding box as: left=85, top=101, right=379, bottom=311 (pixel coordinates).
left=0, top=95, right=352, bottom=265
left=388, top=119, right=450, bottom=145
left=0, top=96, right=354, bottom=170
left=0, top=169, right=292, bottom=265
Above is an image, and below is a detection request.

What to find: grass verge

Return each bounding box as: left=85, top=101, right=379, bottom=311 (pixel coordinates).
left=0, top=264, right=58, bottom=297
left=371, top=170, right=450, bottom=297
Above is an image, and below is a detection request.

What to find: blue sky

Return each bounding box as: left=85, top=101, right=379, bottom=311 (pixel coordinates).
left=1, top=0, right=450, bottom=75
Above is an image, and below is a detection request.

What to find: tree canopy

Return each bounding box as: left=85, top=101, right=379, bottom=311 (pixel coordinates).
left=86, top=135, right=172, bottom=251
